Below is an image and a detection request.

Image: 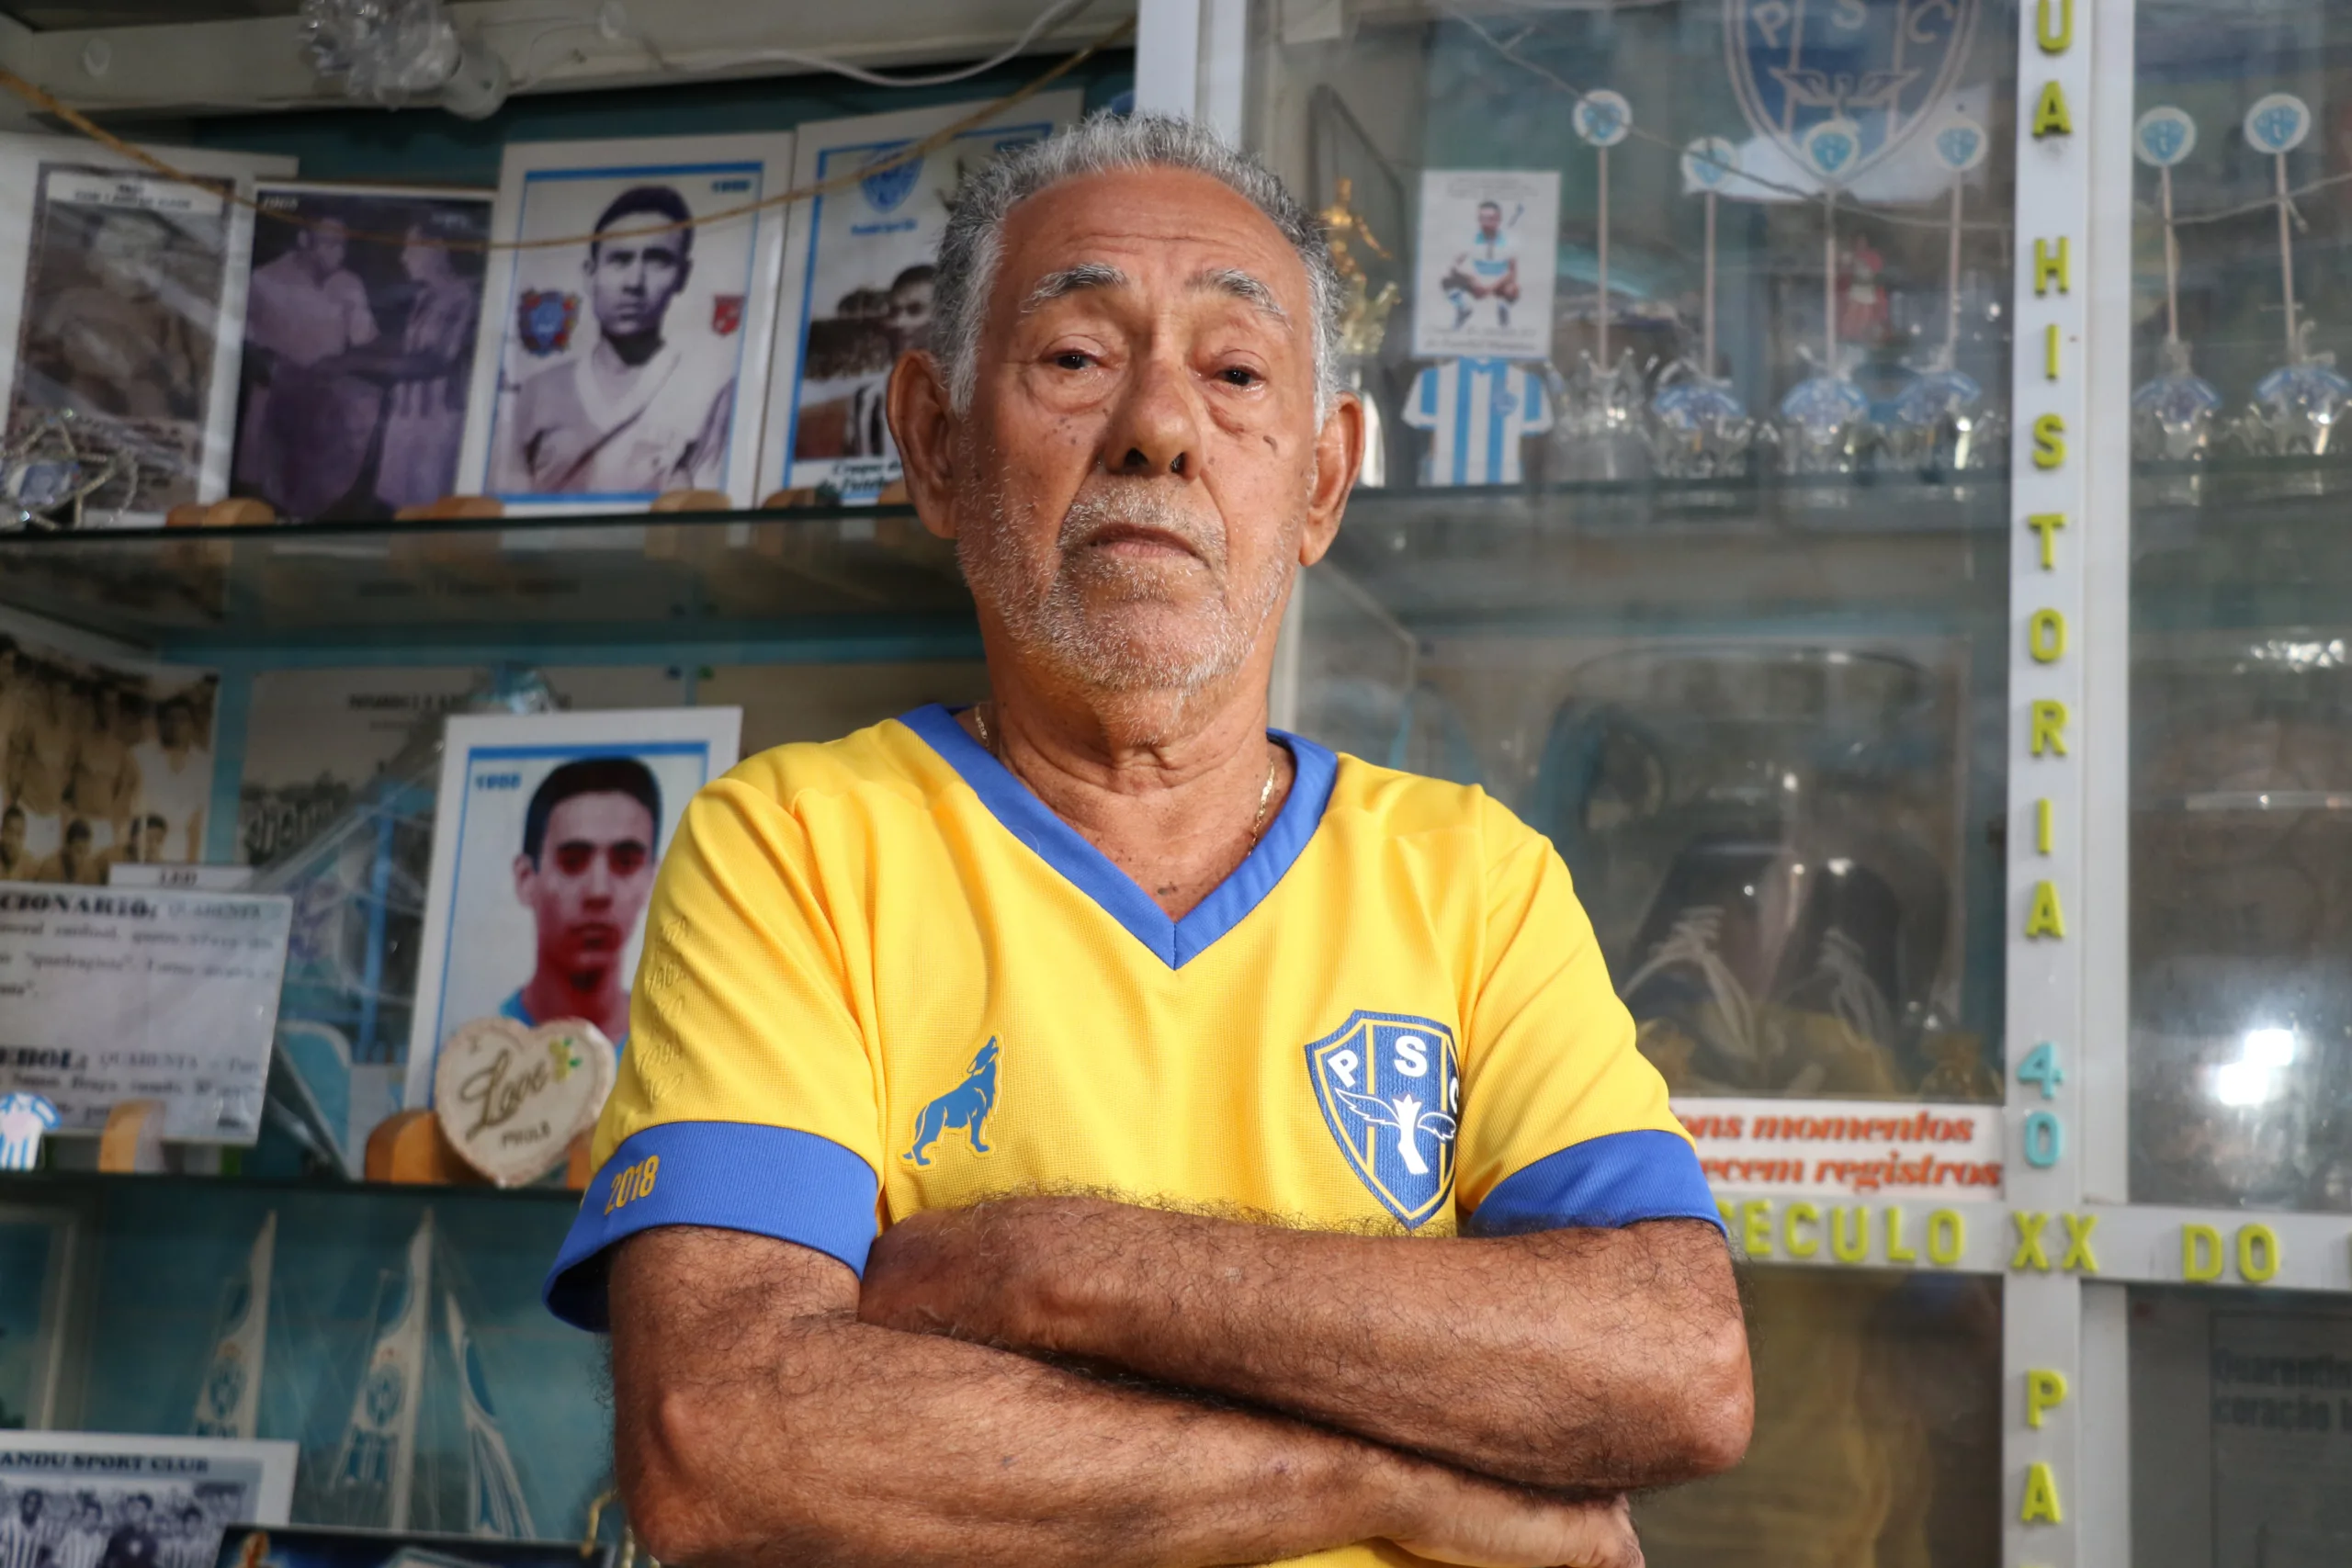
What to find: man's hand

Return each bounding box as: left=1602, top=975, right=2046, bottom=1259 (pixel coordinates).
left=861, top=1198, right=1750, bottom=1494
left=1392, top=1482, right=1640, bottom=1568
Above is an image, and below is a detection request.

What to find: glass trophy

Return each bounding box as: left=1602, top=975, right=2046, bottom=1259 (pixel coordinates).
left=1651, top=360, right=1764, bottom=479
left=1547, top=350, right=1654, bottom=481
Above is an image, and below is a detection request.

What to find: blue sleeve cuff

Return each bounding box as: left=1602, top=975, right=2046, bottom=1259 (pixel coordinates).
left=543, top=1121, right=881, bottom=1331
left=1464, top=1129, right=1725, bottom=1237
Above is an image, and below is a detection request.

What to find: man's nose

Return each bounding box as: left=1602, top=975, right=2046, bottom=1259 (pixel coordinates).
left=1104, top=346, right=1201, bottom=479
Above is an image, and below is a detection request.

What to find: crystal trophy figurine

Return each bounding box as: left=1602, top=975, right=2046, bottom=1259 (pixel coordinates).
left=1651, top=137, right=1763, bottom=479
left=1886, top=114, right=2004, bottom=473
left=1549, top=90, right=1652, bottom=480
left=1775, top=119, right=1878, bottom=474
left=2130, top=107, right=2222, bottom=468
left=2223, top=93, right=2352, bottom=460
left=1320, top=176, right=1401, bottom=487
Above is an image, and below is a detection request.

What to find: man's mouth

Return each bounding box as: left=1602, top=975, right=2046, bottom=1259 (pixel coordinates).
left=569, top=922, right=622, bottom=952
left=1077, top=522, right=1204, bottom=562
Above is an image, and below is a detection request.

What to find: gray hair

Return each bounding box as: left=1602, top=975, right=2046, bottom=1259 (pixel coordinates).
left=931, top=111, right=1342, bottom=419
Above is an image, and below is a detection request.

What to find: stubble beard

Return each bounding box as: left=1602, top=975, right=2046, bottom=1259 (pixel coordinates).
left=958, top=471, right=1295, bottom=717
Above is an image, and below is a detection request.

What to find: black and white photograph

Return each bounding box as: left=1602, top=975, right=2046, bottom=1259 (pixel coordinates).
left=458, top=132, right=794, bottom=513
left=403, top=706, right=740, bottom=1107
left=0, top=139, right=290, bottom=523
left=0, top=618, right=220, bottom=880
left=0, top=1433, right=294, bottom=1568
left=214, top=1526, right=607, bottom=1568
left=232, top=184, right=493, bottom=524
left=760, top=94, right=1079, bottom=503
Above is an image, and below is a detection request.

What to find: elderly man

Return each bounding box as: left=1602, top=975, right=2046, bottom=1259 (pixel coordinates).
left=547, top=115, right=1749, bottom=1568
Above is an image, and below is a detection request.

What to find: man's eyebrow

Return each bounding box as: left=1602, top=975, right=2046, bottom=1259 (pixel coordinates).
left=1191, top=267, right=1291, bottom=325
left=1022, top=262, right=1129, bottom=312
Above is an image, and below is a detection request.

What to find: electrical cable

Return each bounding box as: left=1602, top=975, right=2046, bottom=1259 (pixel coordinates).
left=604, top=0, right=1107, bottom=90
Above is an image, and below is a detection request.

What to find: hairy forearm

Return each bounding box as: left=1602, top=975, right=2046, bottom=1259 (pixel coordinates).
left=610, top=1227, right=1538, bottom=1568
left=863, top=1204, right=1750, bottom=1493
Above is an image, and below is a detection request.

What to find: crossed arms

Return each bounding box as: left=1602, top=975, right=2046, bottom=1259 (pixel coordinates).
left=607, top=1199, right=1750, bottom=1568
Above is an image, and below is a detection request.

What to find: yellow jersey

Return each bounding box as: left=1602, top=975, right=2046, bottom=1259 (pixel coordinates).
left=547, top=704, right=1716, bottom=1567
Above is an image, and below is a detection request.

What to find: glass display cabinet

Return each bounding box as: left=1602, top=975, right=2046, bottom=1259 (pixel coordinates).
left=0, top=0, right=2346, bottom=1564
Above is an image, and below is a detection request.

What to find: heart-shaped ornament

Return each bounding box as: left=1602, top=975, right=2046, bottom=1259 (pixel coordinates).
left=435, top=1016, right=616, bottom=1187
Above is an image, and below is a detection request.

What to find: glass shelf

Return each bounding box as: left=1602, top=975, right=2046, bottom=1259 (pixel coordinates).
left=0, top=1162, right=587, bottom=1206
left=0, top=505, right=974, bottom=655
left=1329, top=475, right=2009, bottom=631
left=0, top=479, right=2024, bottom=652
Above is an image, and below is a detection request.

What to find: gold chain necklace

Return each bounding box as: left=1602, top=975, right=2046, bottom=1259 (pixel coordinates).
left=971, top=701, right=1280, bottom=850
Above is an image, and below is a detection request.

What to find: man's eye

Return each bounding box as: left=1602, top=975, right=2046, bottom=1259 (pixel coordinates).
left=1220, top=366, right=1261, bottom=387
left=1053, top=351, right=1093, bottom=371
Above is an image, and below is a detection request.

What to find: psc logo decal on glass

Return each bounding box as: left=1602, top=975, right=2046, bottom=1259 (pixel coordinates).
left=1305, top=1012, right=1461, bottom=1229
left=903, top=1036, right=1001, bottom=1167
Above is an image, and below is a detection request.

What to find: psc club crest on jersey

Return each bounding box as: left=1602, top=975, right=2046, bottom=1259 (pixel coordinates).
left=516, top=289, right=580, bottom=355
left=1306, top=1011, right=1461, bottom=1229
left=1724, top=0, right=1979, bottom=183
left=860, top=149, right=924, bottom=214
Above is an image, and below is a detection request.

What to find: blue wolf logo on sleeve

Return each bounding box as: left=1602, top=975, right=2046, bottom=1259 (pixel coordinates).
left=903, top=1038, right=1000, bottom=1166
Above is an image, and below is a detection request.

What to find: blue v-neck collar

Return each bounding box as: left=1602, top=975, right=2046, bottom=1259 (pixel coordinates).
left=900, top=703, right=1338, bottom=970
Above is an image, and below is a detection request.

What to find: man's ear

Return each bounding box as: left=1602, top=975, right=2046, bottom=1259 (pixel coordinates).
left=513, top=852, right=536, bottom=904
left=888, top=351, right=963, bottom=541
left=1299, top=388, right=1363, bottom=570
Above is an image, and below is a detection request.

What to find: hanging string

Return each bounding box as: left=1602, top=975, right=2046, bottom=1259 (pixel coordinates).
left=0, top=13, right=1134, bottom=255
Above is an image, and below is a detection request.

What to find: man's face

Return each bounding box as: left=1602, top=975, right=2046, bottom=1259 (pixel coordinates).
left=90, top=219, right=164, bottom=299
left=18, top=1494, right=40, bottom=1525
left=124, top=1499, right=150, bottom=1526
left=586, top=221, right=689, bottom=341
left=1477, top=202, right=1501, bottom=239
left=514, top=791, right=656, bottom=975
left=300, top=223, right=349, bottom=280
left=901, top=167, right=1356, bottom=706
left=160, top=705, right=187, bottom=746
left=886, top=277, right=934, bottom=356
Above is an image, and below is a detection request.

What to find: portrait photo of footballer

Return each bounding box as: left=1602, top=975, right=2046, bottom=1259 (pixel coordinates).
left=404, top=706, right=739, bottom=1109
left=461, top=132, right=794, bottom=511
left=763, top=95, right=1078, bottom=503
left=1410, top=166, right=1559, bottom=360
left=5, top=164, right=233, bottom=516
left=232, top=185, right=492, bottom=524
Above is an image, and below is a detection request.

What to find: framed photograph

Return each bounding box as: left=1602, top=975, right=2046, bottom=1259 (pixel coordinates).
left=0, top=610, right=220, bottom=878
left=0, top=1202, right=77, bottom=1430
left=404, top=706, right=741, bottom=1107
left=455, top=132, right=795, bottom=513
left=759, top=94, right=1080, bottom=504
left=1410, top=168, right=1560, bottom=361
left=0, top=1432, right=296, bottom=1568
left=0, top=136, right=294, bottom=525
left=233, top=183, right=494, bottom=524
left=216, top=1526, right=611, bottom=1568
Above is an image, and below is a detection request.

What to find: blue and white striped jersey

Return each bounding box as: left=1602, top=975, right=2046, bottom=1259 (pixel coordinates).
left=1402, top=359, right=1553, bottom=486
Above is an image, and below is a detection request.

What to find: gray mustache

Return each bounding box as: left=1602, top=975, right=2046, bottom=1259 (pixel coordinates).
left=1057, top=486, right=1224, bottom=564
